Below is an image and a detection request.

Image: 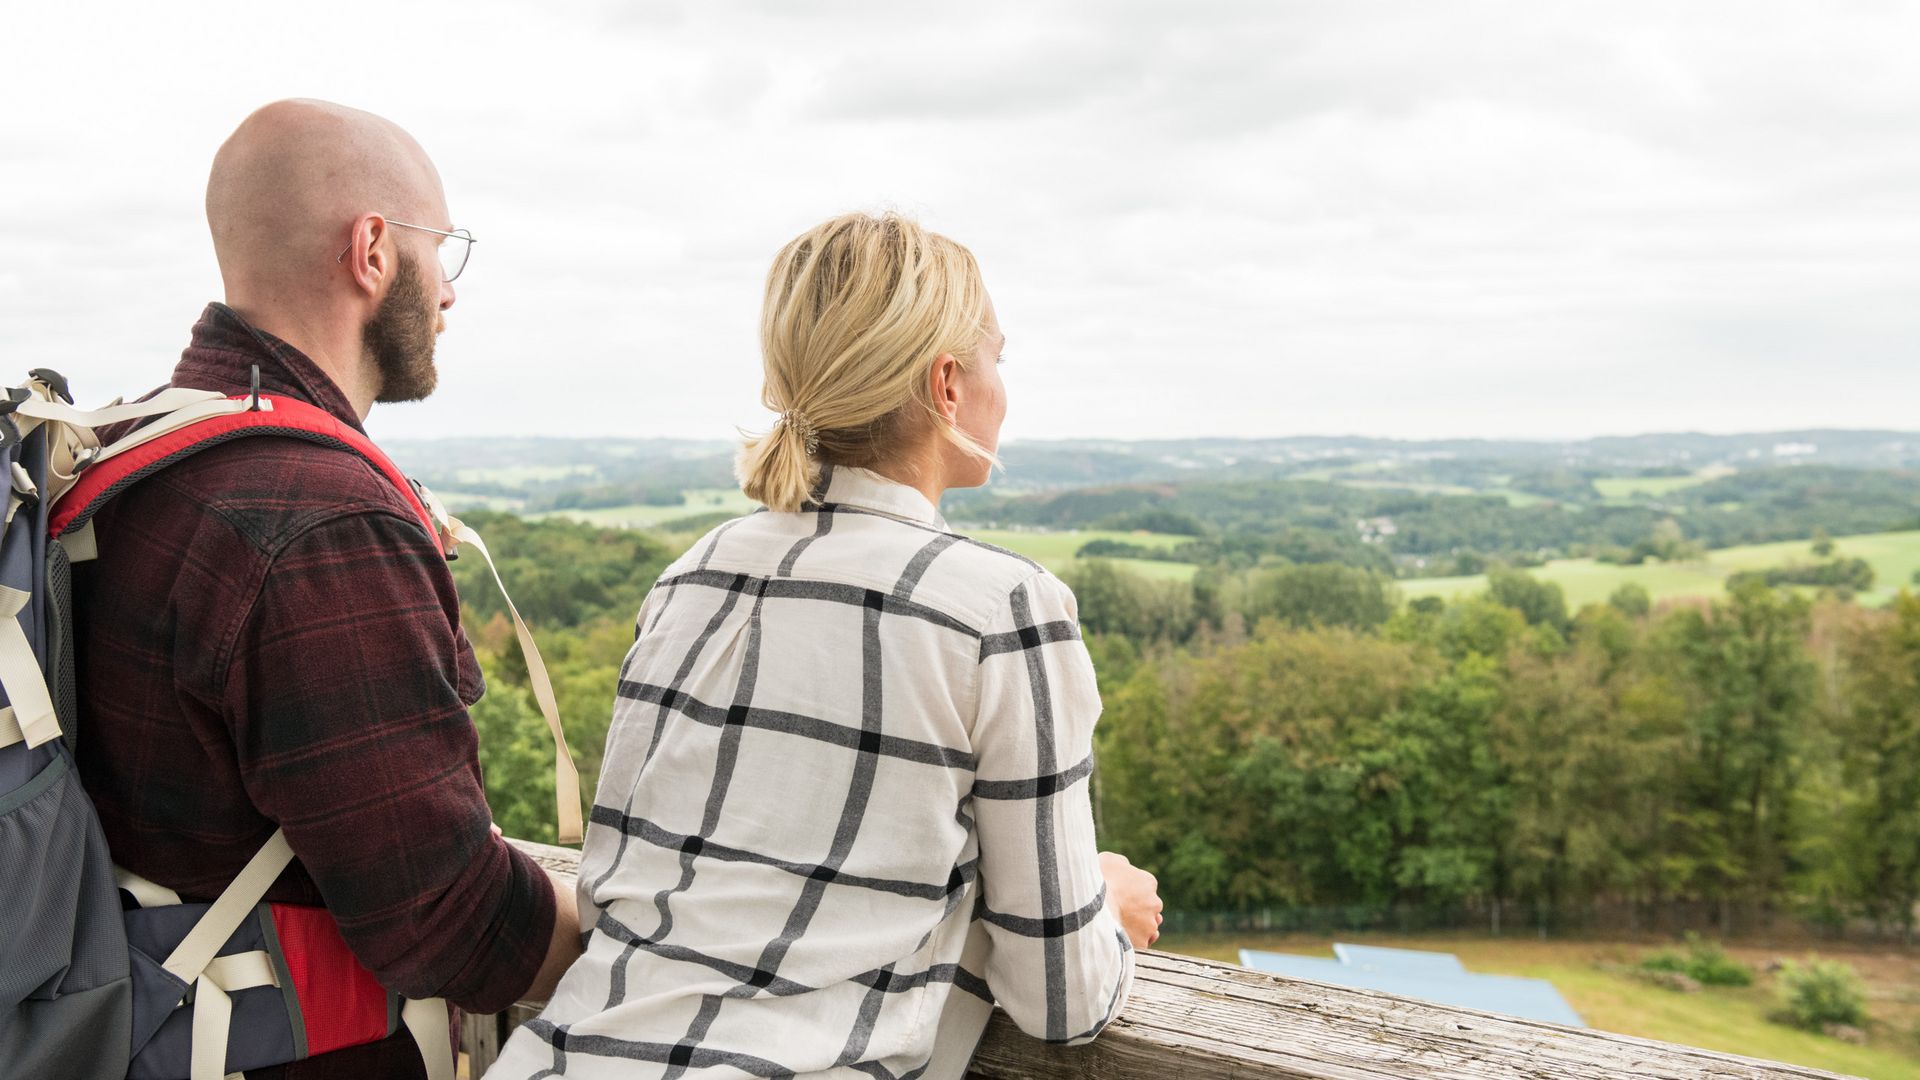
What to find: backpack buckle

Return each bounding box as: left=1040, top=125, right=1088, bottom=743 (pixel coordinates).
left=28, top=369, right=73, bottom=404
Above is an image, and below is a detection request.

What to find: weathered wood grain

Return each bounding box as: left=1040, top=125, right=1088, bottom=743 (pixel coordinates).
left=460, top=1009, right=502, bottom=1077
left=498, top=839, right=1861, bottom=1080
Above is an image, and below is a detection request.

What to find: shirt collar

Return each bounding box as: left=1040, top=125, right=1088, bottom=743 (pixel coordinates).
left=815, top=465, right=948, bottom=529
left=171, top=302, right=365, bottom=433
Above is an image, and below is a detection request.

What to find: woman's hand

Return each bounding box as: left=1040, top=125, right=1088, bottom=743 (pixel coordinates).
left=1099, top=851, right=1164, bottom=949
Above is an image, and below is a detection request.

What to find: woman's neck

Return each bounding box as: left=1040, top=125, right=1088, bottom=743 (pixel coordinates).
left=865, top=442, right=947, bottom=509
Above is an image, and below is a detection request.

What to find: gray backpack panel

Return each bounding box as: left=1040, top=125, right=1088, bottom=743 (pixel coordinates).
left=0, top=413, right=134, bottom=1079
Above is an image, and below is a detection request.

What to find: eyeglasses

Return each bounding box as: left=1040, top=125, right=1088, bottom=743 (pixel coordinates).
left=335, top=218, right=476, bottom=282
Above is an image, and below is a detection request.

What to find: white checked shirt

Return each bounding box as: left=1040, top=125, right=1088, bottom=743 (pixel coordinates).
left=486, top=466, right=1134, bottom=1080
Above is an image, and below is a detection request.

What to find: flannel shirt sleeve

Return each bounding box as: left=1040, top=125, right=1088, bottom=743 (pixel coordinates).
left=970, top=569, right=1135, bottom=1044
left=217, top=507, right=556, bottom=1013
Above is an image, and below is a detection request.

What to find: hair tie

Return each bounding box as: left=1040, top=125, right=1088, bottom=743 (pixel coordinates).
left=778, top=410, right=820, bottom=455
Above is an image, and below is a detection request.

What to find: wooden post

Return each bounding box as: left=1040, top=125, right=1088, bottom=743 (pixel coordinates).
left=459, top=1010, right=502, bottom=1078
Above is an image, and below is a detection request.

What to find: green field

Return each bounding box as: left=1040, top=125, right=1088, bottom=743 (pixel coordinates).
left=1161, top=933, right=1919, bottom=1079
left=967, top=528, right=1198, bottom=582
left=453, top=463, right=598, bottom=487
left=1402, top=529, right=1920, bottom=609
left=1594, top=474, right=1714, bottom=499
left=535, top=488, right=759, bottom=529
left=1292, top=467, right=1543, bottom=507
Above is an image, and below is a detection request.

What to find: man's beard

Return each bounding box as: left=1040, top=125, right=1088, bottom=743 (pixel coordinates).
left=363, top=253, right=440, bottom=403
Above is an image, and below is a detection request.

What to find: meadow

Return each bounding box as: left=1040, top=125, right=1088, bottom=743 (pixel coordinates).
left=469, top=460, right=1920, bottom=610
left=533, top=488, right=759, bottom=529
left=1160, top=932, right=1920, bottom=1079
left=1593, top=473, right=1717, bottom=500
left=1402, top=529, right=1920, bottom=608
left=965, top=528, right=1196, bottom=581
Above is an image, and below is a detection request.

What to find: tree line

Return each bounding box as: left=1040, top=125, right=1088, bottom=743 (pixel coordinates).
left=456, top=512, right=1919, bottom=940
left=1074, top=563, right=1918, bottom=938
left=946, top=466, right=1920, bottom=576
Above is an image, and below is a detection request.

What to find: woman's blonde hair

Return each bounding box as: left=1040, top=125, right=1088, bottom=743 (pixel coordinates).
left=737, top=211, right=997, bottom=513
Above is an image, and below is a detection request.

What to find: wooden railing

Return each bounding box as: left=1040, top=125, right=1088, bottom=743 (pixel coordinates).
left=467, top=839, right=1862, bottom=1080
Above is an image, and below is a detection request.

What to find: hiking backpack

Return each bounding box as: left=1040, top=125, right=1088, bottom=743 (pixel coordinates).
left=0, top=370, right=582, bottom=1080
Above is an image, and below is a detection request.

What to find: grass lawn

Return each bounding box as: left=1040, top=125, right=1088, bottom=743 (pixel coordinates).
left=1160, top=931, right=1920, bottom=1079
left=1593, top=473, right=1717, bottom=499
left=965, top=528, right=1198, bottom=582
left=534, top=488, right=759, bottom=529
left=1486, top=487, right=1549, bottom=508
left=452, top=463, right=598, bottom=487
left=1401, top=529, right=1920, bottom=609
left=1294, top=468, right=1543, bottom=507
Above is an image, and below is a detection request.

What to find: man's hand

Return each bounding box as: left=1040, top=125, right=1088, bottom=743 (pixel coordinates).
left=1099, top=851, right=1163, bottom=949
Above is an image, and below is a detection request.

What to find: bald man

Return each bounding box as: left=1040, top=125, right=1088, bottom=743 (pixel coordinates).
left=73, top=100, right=580, bottom=1079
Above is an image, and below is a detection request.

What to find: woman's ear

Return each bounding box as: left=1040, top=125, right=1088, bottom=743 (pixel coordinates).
left=927, top=353, right=963, bottom=423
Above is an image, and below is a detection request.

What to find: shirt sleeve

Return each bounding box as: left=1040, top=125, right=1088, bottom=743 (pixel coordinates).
left=216, top=507, right=556, bottom=1014
left=969, top=569, right=1135, bottom=1044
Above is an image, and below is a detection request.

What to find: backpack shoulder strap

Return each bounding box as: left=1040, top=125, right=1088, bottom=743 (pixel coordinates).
left=46, top=392, right=585, bottom=844
left=49, top=395, right=438, bottom=542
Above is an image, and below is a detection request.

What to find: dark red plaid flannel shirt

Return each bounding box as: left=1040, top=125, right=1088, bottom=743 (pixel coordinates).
left=74, top=303, right=556, bottom=1078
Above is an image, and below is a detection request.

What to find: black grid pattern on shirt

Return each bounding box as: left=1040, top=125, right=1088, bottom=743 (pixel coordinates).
left=522, top=499, right=1115, bottom=1079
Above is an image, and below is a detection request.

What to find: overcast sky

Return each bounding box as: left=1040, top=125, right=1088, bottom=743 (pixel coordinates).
left=4, top=1, right=1918, bottom=444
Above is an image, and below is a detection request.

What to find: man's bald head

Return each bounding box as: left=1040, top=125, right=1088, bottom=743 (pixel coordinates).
left=206, top=99, right=447, bottom=292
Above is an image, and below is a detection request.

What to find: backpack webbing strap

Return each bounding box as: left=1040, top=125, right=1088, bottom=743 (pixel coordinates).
left=400, top=996, right=456, bottom=1080
left=49, top=396, right=438, bottom=543
left=48, top=394, right=584, bottom=845
left=12, top=386, right=229, bottom=429
left=162, top=829, right=292, bottom=1080
left=443, top=517, right=583, bottom=845
left=0, top=584, right=59, bottom=749
left=0, top=707, right=28, bottom=749
left=114, top=862, right=184, bottom=907
left=186, top=949, right=286, bottom=1080
left=188, top=975, right=236, bottom=1080
left=163, top=829, right=296, bottom=987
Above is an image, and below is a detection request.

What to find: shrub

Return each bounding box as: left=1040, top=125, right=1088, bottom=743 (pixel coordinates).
left=1776, top=957, right=1867, bottom=1030
left=1682, top=935, right=1754, bottom=987
left=1639, top=949, right=1688, bottom=975
left=1608, top=583, right=1652, bottom=617
left=1636, top=934, right=1752, bottom=988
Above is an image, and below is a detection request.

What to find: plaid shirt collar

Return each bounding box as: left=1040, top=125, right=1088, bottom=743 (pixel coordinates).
left=171, top=302, right=365, bottom=433
left=817, top=465, right=949, bottom=529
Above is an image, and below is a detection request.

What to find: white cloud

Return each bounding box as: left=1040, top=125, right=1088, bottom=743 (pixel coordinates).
left=2, top=0, right=1916, bottom=445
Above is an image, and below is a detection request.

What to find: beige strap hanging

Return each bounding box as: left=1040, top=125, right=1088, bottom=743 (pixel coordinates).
left=0, top=585, right=59, bottom=749
left=443, top=515, right=583, bottom=845
left=400, top=996, right=456, bottom=1080
left=189, top=975, right=236, bottom=1080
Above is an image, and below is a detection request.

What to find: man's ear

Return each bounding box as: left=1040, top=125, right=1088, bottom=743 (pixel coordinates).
left=927, top=353, right=962, bottom=423
left=342, top=214, right=391, bottom=297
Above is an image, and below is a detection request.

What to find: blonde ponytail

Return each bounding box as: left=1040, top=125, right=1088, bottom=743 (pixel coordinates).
left=736, top=211, right=995, bottom=513
left=737, top=412, right=820, bottom=515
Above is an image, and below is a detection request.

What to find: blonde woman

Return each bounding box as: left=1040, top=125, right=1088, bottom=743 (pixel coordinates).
left=487, top=212, right=1161, bottom=1080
